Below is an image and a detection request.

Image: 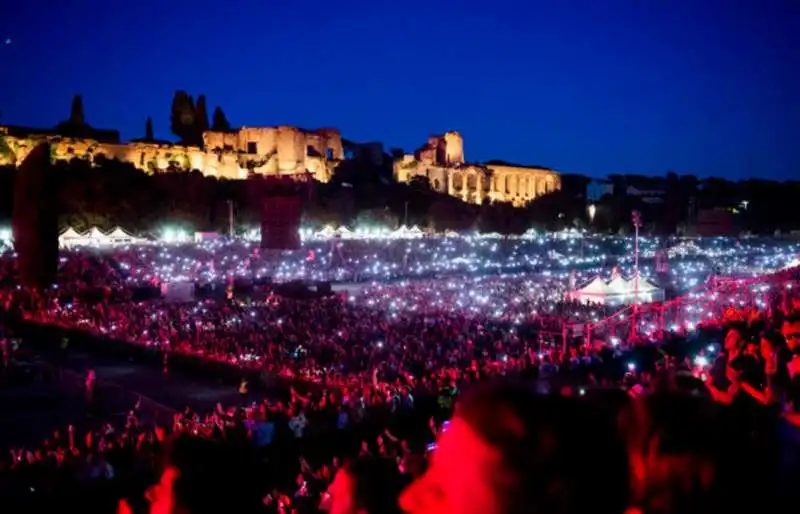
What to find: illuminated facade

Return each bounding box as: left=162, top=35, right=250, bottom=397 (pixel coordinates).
left=394, top=131, right=560, bottom=206
left=0, top=125, right=344, bottom=182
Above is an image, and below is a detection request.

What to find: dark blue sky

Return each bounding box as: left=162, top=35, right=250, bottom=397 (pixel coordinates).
left=1, top=0, right=798, bottom=179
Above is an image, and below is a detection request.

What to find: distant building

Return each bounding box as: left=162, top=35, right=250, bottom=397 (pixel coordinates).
left=0, top=124, right=344, bottom=182
left=394, top=131, right=560, bottom=206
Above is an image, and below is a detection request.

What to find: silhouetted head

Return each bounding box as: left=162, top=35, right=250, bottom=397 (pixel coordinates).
left=622, top=392, right=736, bottom=514
left=146, top=435, right=260, bottom=514
left=321, top=455, right=404, bottom=514
left=400, top=379, right=629, bottom=514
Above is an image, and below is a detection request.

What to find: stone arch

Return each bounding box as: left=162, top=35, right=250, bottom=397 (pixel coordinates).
left=452, top=171, right=464, bottom=191
left=466, top=171, right=477, bottom=190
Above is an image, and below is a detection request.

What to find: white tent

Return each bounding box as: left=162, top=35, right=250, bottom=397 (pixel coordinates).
left=60, top=227, right=84, bottom=239
left=86, top=227, right=108, bottom=241
left=316, top=225, right=336, bottom=238
left=107, top=227, right=133, bottom=239
left=582, top=277, right=610, bottom=294
left=392, top=225, right=411, bottom=237
left=567, top=277, right=610, bottom=304
left=392, top=225, right=424, bottom=239
left=607, top=276, right=630, bottom=295
left=568, top=274, right=664, bottom=305
left=61, top=226, right=140, bottom=247
left=106, top=226, right=142, bottom=244
left=59, top=227, right=87, bottom=247
left=637, top=277, right=660, bottom=292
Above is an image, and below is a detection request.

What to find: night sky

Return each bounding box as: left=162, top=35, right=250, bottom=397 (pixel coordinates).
left=1, top=0, right=798, bottom=180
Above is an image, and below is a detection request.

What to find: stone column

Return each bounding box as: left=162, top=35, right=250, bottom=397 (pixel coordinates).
left=476, top=172, right=483, bottom=204
left=448, top=171, right=454, bottom=196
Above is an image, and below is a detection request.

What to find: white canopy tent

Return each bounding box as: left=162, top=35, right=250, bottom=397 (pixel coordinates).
left=568, top=274, right=664, bottom=305
left=335, top=226, right=354, bottom=238
left=392, top=225, right=424, bottom=239
left=106, top=226, right=144, bottom=244
left=59, top=226, right=143, bottom=247
left=59, top=227, right=86, bottom=247
left=86, top=227, right=108, bottom=241
left=315, top=225, right=337, bottom=238
left=607, top=276, right=630, bottom=295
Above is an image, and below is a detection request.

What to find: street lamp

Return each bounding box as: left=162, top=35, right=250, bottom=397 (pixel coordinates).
left=587, top=204, right=596, bottom=223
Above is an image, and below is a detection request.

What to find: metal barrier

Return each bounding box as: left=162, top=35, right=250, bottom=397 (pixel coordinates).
left=576, top=266, right=799, bottom=346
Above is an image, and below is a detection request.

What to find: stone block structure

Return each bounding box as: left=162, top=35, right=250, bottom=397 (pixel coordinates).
left=0, top=124, right=344, bottom=182
left=394, top=131, right=560, bottom=206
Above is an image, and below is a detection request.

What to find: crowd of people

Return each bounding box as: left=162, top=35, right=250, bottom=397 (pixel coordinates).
left=1, top=236, right=800, bottom=513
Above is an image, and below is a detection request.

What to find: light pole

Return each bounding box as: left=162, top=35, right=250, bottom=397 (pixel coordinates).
left=631, top=210, right=642, bottom=339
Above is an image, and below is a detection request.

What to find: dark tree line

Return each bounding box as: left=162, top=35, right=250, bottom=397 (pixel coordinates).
left=170, top=91, right=231, bottom=146
left=0, top=152, right=798, bottom=241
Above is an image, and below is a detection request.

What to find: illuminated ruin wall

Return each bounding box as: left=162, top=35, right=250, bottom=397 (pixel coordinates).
left=0, top=126, right=344, bottom=182
left=394, top=132, right=560, bottom=207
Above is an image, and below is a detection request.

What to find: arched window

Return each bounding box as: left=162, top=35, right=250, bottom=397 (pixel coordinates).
left=453, top=173, right=463, bottom=190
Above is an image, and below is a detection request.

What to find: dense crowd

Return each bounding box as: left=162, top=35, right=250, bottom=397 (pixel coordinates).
left=1, top=236, right=800, bottom=513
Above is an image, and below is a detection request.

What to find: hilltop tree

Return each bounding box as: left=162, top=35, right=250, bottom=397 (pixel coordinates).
left=145, top=116, right=154, bottom=141
left=69, top=94, right=85, bottom=126
left=195, top=95, right=209, bottom=134
left=170, top=90, right=196, bottom=144
left=211, top=106, right=231, bottom=131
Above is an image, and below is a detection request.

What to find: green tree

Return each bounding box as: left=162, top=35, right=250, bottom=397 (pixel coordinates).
left=69, top=94, right=85, bottom=125
left=211, top=106, right=231, bottom=131
left=145, top=116, right=154, bottom=141
left=170, top=90, right=196, bottom=144
left=195, top=95, right=209, bottom=135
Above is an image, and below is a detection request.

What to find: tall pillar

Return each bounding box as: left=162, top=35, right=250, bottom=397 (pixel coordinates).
left=476, top=172, right=483, bottom=204
left=447, top=171, right=454, bottom=196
